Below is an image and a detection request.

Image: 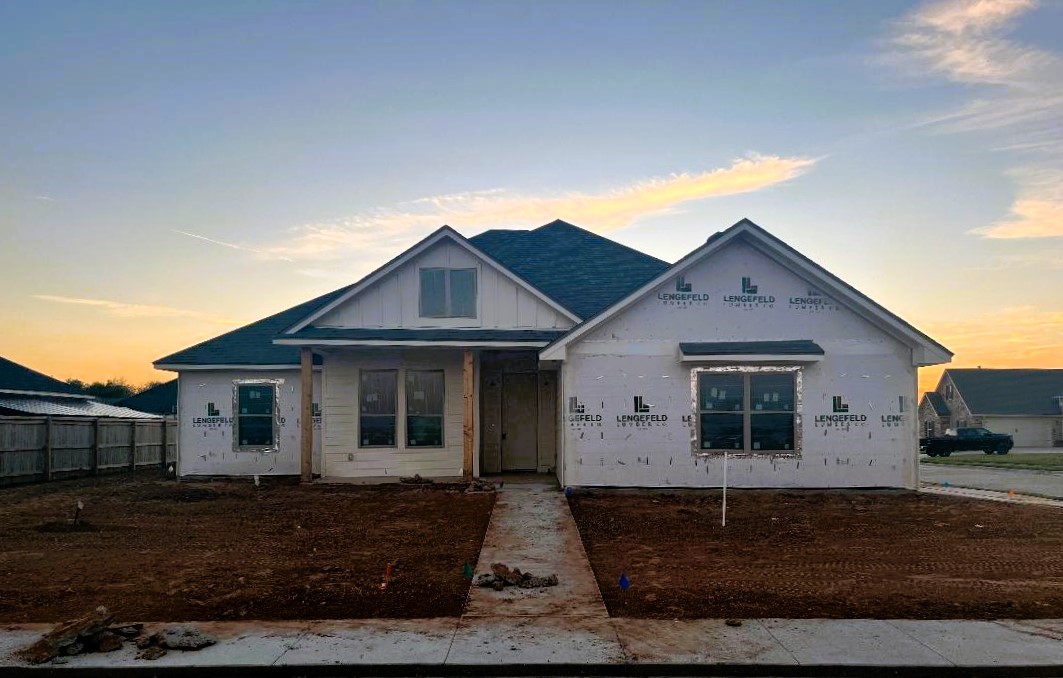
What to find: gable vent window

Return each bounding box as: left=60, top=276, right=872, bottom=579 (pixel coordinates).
left=420, top=268, right=477, bottom=318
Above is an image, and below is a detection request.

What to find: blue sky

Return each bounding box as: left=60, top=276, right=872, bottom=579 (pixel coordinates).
left=2, top=0, right=1062, bottom=387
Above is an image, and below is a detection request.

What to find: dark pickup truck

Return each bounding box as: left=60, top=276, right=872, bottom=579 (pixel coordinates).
left=920, top=427, right=1014, bottom=457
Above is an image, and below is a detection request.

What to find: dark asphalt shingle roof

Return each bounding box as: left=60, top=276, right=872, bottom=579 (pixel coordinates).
left=116, top=379, right=178, bottom=415
left=285, top=328, right=567, bottom=343
left=157, top=220, right=669, bottom=368
left=924, top=391, right=949, bottom=416
left=155, top=286, right=354, bottom=366
left=469, top=220, right=670, bottom=319
left=0, top=355, right=85, bottom=396
left=948, top=368, right=1063, bottom=416
left=680, top=340, right=825, bottom=356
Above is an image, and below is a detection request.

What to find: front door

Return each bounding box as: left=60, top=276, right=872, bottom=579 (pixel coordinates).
left=501, top=372, right=538, bottom=471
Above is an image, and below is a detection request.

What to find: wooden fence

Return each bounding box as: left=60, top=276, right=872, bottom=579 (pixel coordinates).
left=0, top=416, right=177, bottom=486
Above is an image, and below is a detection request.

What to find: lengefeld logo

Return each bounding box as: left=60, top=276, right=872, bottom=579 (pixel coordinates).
left=789, top=287, right=839, bottom=312
left=814, top=395, right=867, bottom=427
left=567, top=396, right=601, bottom=426
left=723, top=275, right=774, bottom=308
left=616, top=395, right=668, bottom=427
left=657, top=275, right=709, bottom=307
left=832, top=396, right=849, bottom=413
left=193, top=401, right=232, bottom=428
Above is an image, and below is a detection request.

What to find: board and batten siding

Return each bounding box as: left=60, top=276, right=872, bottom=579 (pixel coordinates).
left=314, top=241, right=575, bottom=330
left=177, top=370, right=322, bottom=476
left=558, top=239, right=920, bottom=489
left=320, top=349, right=472, bottom=478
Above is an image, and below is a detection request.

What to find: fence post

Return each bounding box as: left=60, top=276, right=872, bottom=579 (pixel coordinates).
left=44, top=416, right=53, bottom=482
left=160, top=419, right=168, bottom=472
left=92, top=418, right=101, bottom=476
left=130, top=420, right=137, bottom=473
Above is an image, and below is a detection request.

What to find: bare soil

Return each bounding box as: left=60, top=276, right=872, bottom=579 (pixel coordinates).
left=0, top=474, right=494, bottom=623
left=569, top=489, right=1063, bottom=619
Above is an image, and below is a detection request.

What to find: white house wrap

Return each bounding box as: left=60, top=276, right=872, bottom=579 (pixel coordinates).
left=156, top=219, right=951, bottom=488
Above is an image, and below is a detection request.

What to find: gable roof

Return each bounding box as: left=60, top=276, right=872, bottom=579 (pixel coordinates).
left=0, top=355, right=87, bottom=397
left=923, top=391, right=949, bottom=417
left=947, top=368, right=1063, bottom=416
left=541, top=218, right=952, bottom=366
left=468, top=220, right=671, bottom=319
left=116, top=379, right=178, bottom=416
left=285, top=225, right=581, bottom=334
left=0, top=397, right=160, bottom=419
left=156, top=221, right=667, bottom=369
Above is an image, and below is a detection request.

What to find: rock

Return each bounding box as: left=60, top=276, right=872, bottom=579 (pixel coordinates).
left=476, top=563, right=558, bottom=590
left=138, top=646, right=168, bottom=661
left=16, top=606, right=114, bottom=664
left=158, top=625, right=217, bottom=650
left=108, top=623, right=144, bottom=638
left=725, top=619, right=743, bottom=627
left=97, top=632, right=124, bottom=653
left=135, top=634, right=158, bottom=650
left=399, top=474, right=433, bottom=484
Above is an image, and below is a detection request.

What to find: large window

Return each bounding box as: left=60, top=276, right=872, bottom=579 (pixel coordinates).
left=360, top=370, right=397, bottom=447
left=697, top=370, right=796, bottom=453
left=419, top=268, right=477, bottom=318
left=406, top=370, right=444, bottom=447
left=235, top=382, right=277, bottom=448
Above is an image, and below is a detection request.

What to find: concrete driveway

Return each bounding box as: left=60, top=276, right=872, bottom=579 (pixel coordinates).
left=920, top=462, right=1063, bottom=499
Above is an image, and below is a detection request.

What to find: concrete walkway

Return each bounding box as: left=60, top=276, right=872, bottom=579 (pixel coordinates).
left=3, top=483, right=1062, bottom=672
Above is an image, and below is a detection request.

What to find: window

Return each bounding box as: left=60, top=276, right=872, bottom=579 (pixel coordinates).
left=945, top=383, right=954, bottom=400
left=406, top=370, right=444, bottom=447
left=419, top=268, right=477, bottom=318
left=235, top=382, right=277, bottom=448
left=697, top=371, right=796, bottom=452
left=360, top=370, right=397, bottom=447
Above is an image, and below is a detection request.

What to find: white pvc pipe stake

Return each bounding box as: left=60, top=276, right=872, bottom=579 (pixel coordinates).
left=722, top=451, right=728, bottom=527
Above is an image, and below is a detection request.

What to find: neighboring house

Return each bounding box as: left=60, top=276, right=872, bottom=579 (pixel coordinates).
left=920, top=369, right=1063, bottom=447
left=116, top=379, right=178, bottom=416
left=156, top=219, right=952, bottom=488
left=0, top=356, right=158, bottom=418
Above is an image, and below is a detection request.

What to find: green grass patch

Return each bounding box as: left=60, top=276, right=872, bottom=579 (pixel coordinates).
left=922, top=452, right=1063, bottom=471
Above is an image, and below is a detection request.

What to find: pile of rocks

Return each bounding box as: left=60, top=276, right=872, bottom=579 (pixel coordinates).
left=475, top=562, right=558, bottom=590
left=16, top=607, right=216, bottom=664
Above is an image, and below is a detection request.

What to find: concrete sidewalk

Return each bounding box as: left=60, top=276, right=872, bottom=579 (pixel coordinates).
left=2, top=617, right=1062, bottom=672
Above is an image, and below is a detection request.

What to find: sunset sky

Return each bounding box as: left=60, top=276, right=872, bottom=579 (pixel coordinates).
left=2, top=0, right=1062, bottom=394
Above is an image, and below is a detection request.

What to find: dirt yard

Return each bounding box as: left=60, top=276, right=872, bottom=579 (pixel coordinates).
left=569, top=489, right=1063, bottom=619
left=0, top=475, right=495, bottom=623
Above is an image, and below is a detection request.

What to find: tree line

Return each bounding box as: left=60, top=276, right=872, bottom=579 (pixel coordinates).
left=65, top=378, right=165, bottom=401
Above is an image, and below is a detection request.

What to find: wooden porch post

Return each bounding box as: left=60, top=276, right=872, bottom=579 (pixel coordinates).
left=300, top=347, right=313, bottom=483
left=463, top=350, right=474, bottom=481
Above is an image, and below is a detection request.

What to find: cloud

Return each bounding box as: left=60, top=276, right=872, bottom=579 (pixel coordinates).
left=968, top=168, right=1063, bottom=237
left=890, top=0, right=1063, bottom=240
left=33, top=195, right=55, bottom=203
left=34, top=295, right=243, bottom=326
left=172, top=229, right=294, bottom=262
left=248, top=153, right=816, bottom=265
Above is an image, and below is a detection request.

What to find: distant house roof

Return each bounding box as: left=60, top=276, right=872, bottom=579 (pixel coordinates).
left=156, top=220, right=668, bottom=369
left=0, top=397, right=160, bottom=418
left=116, top=380, right=178, bottom=416
left=923, top=391, right=949, bottom=416
left=947, top=368, right=1063, bottom=416
left=0, top=355, right=87, bottom=397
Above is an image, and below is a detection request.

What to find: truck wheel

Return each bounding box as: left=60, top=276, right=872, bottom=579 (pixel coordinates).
left=983, top=447, right=995, bottom=455
left=925, top=450, right=938, bottom=457
left=940, top=450, right=952, bottom=457
left=996, top=446, right=1010, bottom=455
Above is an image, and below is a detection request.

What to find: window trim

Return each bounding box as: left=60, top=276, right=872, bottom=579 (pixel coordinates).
left=358, top=369, right=399, bottom=449
left=418, top=267, right=478, bottom=319
left=690, top=366, right=802, bottom=457
left=232, top=378, right=282, bottom=453
left=405, top=369, right=445, bottom=448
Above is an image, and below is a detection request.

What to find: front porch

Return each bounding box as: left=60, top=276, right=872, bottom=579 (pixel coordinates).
left=295, top=346, right=559, bottom=481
